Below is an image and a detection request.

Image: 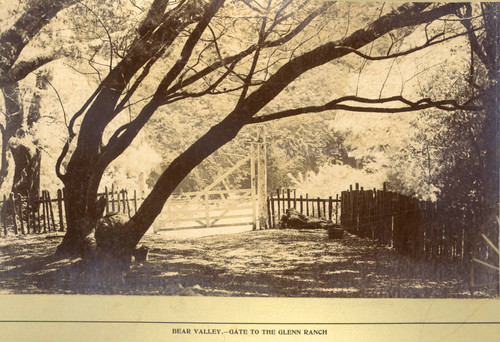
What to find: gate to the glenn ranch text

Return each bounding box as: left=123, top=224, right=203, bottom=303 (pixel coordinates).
left=154, top=131, right=267, bottom=232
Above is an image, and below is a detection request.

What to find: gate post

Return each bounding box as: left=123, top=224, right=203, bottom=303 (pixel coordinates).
left=257, top=126, right=268, bottom=229
left=251, top=143, right=257, bottom=230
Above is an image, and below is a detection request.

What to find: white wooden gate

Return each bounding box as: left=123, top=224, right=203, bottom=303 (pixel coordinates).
left=153, top=147, right=265, bottom=232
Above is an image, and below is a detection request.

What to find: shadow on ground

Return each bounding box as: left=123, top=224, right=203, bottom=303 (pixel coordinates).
left=0, top=230, right=493, bottom=297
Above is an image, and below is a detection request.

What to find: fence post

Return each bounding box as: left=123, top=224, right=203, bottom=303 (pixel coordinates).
left=16, top=194, right=24, bottom=234
left=63, top=188, right=70, bottom=233
left=41, top=191, right=47, bottom=233
left=316, top=197, right=321, bottom=218
left=57, top=189, right=64, bottom=231
left=10, top=193, right=18, bottom=235
left=335, top=194, right=339, bottom=225
left=46, top=191, right=56, bottom=231
left=133, top=190, right=138, bottom=214
left=125, top=190, right=131, bottom=218
left=328, top=196, right=332, bottom=221
left=122, top=190, right=126, bottom=214
left=306, top=193, right=309, bottom=216
left=111, top=184, right=115, bottom=212
left=293, top=190, right=296, bottom=209
left=287, top=189, right=291, bottom=211
left=276, top=189, right=281, bottom=219
left=36, top=193, right=41, bottom=233
left=26, top=197, right=31, bottom=234
left=267, top=196, right=272, bottom=229
left=104, top=186, right=109, bottom=215
left=270, top=193, right=275, bottom=228
left=117, top=187, right=121, bottom=213
left=204, top=191, right=210, bottom=228
left=42, top=191, right=49, bottom=232
left=257, top=128, right=267, bottom=230
left=299, top=195, right=303, bottom=215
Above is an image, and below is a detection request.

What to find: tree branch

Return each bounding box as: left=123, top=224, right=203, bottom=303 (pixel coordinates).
left=165, top=1, right=335, bottom=95
left=41, top=75, right=68, bottom=128
left=98, top=0, right=226, bottom=167
left=0, top=0, right=76, bottom=74
left=0, top=53, right=56, bottom=86
left=339, top=28, right=479, bottom=62
left=233, top=3, right=465, bottom=122
left=248, top=95, right=484, bottom=124
left=75, top=0, right=115, bottom=71
left=460, top=4, right=490, bottom=68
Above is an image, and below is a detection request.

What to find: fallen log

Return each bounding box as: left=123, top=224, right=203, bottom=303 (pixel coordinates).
left=280, top=208, right=337, bottom=229
left=280, top=208, right=344, bottom=239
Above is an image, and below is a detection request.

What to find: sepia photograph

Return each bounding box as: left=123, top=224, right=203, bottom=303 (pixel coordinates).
left=0, top=0, right=499, bottom=340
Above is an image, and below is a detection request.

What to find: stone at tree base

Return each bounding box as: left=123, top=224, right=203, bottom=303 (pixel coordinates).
left=133, top=245, right=149, bottom=263
left=327, top=226, right=344, bottom=239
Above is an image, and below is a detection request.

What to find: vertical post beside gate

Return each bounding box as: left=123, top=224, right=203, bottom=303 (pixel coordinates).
left=251, top=143, right=257, bottom=230
left=257, top=126, right=268, bottom=229
left=205, top=190, right=210, bottom=228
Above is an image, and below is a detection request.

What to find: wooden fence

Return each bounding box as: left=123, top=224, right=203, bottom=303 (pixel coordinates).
left=0, top=185, right=143, bottom=237
left=267, top=184, right=474, bottom=265
left=101, top=185, right=142, bottom=217
left=341, top=183, right=471, bottom=263
left=267, top=189, right=341, bottom=228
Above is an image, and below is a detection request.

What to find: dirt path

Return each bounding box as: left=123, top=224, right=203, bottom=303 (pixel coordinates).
left=0, top=229, right=490, bottom=297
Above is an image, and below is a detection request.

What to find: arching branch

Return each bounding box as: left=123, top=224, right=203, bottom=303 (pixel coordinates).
left=248, top=95, right=484, bottom=124
left=339, top=27, right=481, bottom=62
left=0, top=54, right=56, bottom=86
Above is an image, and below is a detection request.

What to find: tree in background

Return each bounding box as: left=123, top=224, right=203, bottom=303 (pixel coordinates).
left=0, top=0, right=141, bottom=198
left=0, top=0, right=80, bottom=222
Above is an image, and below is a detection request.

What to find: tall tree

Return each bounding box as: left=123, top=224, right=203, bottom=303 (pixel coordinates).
left=49, top=1, right=493, bottom=276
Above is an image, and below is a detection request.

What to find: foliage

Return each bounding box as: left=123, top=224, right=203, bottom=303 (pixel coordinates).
left=387, top=60, right=488, bottom=206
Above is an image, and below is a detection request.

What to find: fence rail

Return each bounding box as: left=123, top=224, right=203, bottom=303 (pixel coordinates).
left=267, top=189, right=341, bottom=228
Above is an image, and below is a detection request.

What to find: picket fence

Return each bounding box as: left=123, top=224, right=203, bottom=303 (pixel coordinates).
left=341, top=183, right=472, bottom=263
left=267, top=189, right=341, bottom=228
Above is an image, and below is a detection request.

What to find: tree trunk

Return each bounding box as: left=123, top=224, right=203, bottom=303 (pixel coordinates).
left=55, top=169, right=95, bottom=257
left=11, top=72, right=46, bottom=206
left=11, top=145, right=41, bottom=220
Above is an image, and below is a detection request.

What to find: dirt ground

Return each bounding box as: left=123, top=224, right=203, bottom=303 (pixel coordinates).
left=0, top=229, right=494, bottom=297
